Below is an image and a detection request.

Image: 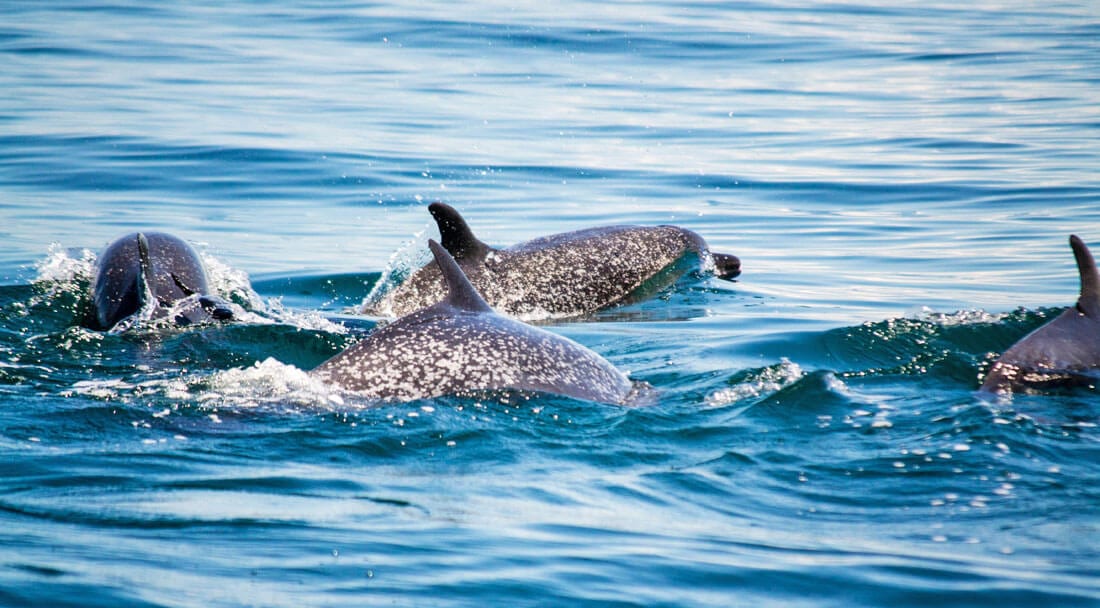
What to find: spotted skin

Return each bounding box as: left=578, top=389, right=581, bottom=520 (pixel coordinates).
left=364, top=203, right=741, bottom=319
left=314, top=240, right=634, bottom=404
left=981, top=235, right=1100, bottom=393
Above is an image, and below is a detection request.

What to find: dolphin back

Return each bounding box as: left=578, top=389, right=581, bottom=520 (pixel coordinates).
left=981, top=235, right=1100, bottom=393
left=313, top=311, right=634, bottom=403
left=316, top=239, right=634, bottom=403
left=91, top=234, right=148, bottom=329
left=373, top=223, right=715, bottom=318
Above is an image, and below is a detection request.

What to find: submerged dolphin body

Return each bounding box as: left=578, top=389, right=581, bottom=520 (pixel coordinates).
left=85, top=232, right=234, bottom=331
left=981, top=235, right=1100, bottom=393
left=314, top=240, right=635, bottom=404
left=363, top=203, right=742, bottom=319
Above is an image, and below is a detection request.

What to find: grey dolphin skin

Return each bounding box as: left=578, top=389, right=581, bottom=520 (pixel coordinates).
left=85, top=232, right=233, bottom=330
left=313, top=240, right=636, bottom=404
left=363, top=202, right=741, bottom=318
left=981, top=235, right=1100, bottom=393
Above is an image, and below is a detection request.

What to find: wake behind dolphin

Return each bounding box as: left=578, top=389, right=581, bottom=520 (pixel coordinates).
left=313, top=240, right=636, bottom=404
left=981, top=234, right=1100, bottom=394
left=84, top=232, right=234, bottom=331
left=363, top=203, right=741, bottom=319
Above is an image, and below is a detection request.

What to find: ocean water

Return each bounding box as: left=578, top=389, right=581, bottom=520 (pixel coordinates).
left=2, top=1, right=1099, bottom=606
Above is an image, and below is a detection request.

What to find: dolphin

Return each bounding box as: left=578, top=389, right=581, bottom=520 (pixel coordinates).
left=84, top=232, right=234, bottom=331
left=981, top=234, right=1100, bottom=393
left=313, top=239, right=636, bottom=404
left=362, top=202, right=741, bottom=319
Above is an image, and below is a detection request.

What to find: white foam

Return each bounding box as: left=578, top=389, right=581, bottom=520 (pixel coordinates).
left=251, top=297, right=347, bottom=333
left=201, top=252, right=347, bottom=333
left=915, top=307, right=1006, bottom=326
left=67, top=359, right=353, bottom=412
left=705, top=358, right=804, bottom=406
left=70, top=377, right=136, bottom=399
left=202, top=358, right=349, bottom=409
left=202, top=252, right=265, bottom=311
left=28, top=244, right=96, bottom=313
left=34, top=243, right=96, bottom=286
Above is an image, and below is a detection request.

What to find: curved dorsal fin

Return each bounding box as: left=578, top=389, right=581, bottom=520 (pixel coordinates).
left=1071, top=234, right=1100, bottom=317
left=428, top=239, right=492, bottom=313
left=429, top=202, right=491, bottom=261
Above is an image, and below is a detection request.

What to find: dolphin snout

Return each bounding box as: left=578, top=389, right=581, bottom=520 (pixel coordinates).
left=713, top=253, right=741, bottom=280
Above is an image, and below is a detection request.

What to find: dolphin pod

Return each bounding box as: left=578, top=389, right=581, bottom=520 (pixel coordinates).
left=363, top=202, right=741, bottom=319
left=312, top=240, right=636, bottom=404
left=84, top=232, right=233, bottom=331
left=980, top=235, right=1100, bottom=394
left=78, top=221, right=1097, bottom=402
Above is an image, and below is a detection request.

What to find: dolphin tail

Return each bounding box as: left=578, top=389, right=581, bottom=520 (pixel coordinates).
left=1071, top=234, right=1100, bottom=317
left=428, top=239, right=493, bottom=313
left=711, top=252, right=741, bottom=280
left=428, top=202, right=491, bottom=261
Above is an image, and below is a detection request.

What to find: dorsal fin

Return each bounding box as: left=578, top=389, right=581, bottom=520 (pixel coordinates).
left=1070, top=234, right=1100, bottom=317
left=428, top=239, right=492, bottom=313
left=429, top=202, right=491, bottom=261
left=136, top=232, right=153, bottom=308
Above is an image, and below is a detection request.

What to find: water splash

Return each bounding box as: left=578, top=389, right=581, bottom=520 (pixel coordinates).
left=203, top=252, right=264, bottom=311
left=25, top=243, right=347, bottom=334
left=201, top=357, right=347, bottom=410
left=67, top=358, right=347, bottom=412
left=33, top=243, right=96, bottom=286
left=200, top=249, right=347, bottom=333
left=913, top=306, right=1008, bottom=326
left=706, top=358, right=804, bottom=407
left=359, top=227, right=431, bottom=316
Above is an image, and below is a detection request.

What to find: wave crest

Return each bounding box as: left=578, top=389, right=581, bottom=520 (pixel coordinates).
left=706, top=358, right=804, bottom=407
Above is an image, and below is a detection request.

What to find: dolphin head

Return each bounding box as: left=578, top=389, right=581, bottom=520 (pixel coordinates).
left=88, top=232, right=232, bottom=330
left=711, top=252, right=741, bottom=280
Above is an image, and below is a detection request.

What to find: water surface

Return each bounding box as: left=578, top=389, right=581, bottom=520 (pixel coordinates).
left=1, top=1, right=1099, bottom=606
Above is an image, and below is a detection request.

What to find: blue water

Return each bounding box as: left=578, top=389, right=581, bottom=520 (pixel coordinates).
left=2, top=1, right=1099, bottom=606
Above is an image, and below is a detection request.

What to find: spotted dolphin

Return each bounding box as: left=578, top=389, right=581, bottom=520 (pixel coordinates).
left=314, top=239, right=636, bottom=404
left=981, top=235, right=1100, bottom=393
left=363, top=202, right=741, bottom=319
left=84, top=232, right=233, bottom=331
